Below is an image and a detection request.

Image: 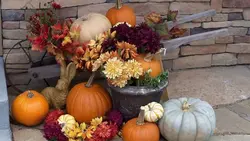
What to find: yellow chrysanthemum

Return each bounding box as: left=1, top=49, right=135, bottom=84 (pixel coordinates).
left=103, top=57, right=124, bottom=79
left=62, top=36, right=72, bottom=46
left=124, top=59, right=144, bottom=79
left=80, top=122, right=87, bottom=131
left=110, top=73, right=130, bottom=88
left=64, top=123, right=82, bottom=139
left=90, top=117, right=103, bottom=127
left=82, top=126, right=96, bottom=139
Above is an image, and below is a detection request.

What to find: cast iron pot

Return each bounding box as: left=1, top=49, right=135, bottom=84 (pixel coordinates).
left=108, top=80, right=168, bottom=121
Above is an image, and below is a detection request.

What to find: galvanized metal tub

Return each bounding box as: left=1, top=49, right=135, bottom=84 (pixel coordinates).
left=108, top=80, right=168, bottom=121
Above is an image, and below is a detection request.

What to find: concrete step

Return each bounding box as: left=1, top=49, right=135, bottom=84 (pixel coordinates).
left=0, top=129, right=12, bottom=141
left=0, top=57, right=12, bottom=141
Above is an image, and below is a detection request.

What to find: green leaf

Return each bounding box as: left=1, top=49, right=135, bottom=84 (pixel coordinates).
left=167, top=10, right=178, bottom=21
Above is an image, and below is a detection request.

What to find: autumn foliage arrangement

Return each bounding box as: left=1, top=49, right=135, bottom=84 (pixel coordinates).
left=27, top=1, right=185, bottom=89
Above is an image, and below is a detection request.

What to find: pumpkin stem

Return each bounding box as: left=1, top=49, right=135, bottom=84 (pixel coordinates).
left=136, top=108, right=145, bottom=125
left=144, top=53, right=154, bottom=62
left=27, top=90, right=34, bottom=98
left=116, top=0, right=122, bottom=9
left=182, top=101, right=190, bottom=112
left=85, top=72, right=96, bottom=88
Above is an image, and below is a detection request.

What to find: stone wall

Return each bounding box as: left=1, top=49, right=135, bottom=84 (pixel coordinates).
left=2, top=0, right=250, bottom=72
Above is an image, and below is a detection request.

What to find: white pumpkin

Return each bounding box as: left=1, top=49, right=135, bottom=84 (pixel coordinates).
left=159, top=97, right=216, bottom=141
left=141, top=102, right=164, bottom=122
left=58, top=114, right=76, bottom=132
left=70, top=13, right=112, bottom=43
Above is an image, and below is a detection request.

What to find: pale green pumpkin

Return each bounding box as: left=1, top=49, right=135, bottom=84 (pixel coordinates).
left=159, top=97, right=216, bottom=141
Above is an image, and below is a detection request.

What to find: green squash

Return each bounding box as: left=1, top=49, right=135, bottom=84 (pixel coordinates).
left=159, top=97, right=216, bottom=141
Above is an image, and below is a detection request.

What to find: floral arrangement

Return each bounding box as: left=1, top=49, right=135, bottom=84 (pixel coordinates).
left=27, top=1, right=186, bottom=88
left=44, top=110, right=123, bottom=141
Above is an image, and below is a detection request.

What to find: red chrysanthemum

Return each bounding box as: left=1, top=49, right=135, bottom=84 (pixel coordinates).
left=44, top=122, right=68, bottom=141
left=45, top=110, right=64, bottom=125
left=90, top=121, right=118, bottom=140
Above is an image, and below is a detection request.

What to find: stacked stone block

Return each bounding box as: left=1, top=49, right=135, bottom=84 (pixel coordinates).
left=2, top=0, right=250, bottom=73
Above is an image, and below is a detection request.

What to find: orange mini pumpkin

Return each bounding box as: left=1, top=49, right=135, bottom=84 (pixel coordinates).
left=106, top=0, right=136, bottom=26
left=12, top=90, right=49, bottom=126
left=135, top=54, right=163, bottom=77
left=122, top=108, right=160, bottom=141
left=66, top=73, right=112, bottom=123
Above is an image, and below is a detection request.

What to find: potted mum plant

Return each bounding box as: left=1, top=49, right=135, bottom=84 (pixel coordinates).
left=89, top=12, right=187, bottom=120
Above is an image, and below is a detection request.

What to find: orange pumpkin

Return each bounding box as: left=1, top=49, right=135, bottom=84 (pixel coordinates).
left=12, top=90, right=49, bottom=126
left=122, top=108, right=160, bottom=141
left=66, top=82, right=112, bottom=123
left=106, top=0, right=136, bottom=26
left=135, top=54, right=163, bottom=77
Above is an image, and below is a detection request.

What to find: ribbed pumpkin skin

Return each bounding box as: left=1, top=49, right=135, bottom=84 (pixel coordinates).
left=66, top=82, right=112, bottom=123
left=135, top=54, right=162, bottom=77
left=159, top=97, right=216, bottom=141
left=122, top=118, right=160, bottom=141
left=12, top=90, right=49, bottom=126
left=106, top=5, right=136, bottom=27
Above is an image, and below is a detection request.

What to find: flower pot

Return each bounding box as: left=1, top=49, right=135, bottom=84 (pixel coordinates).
left=108, top=80, right=168, bottom=121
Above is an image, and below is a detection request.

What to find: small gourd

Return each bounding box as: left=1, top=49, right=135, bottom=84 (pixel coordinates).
left=159, top=97, right=216, bottom=141
left=58, top=114, right=76, bottom=132
left=142, top=102, right=164, bottom=122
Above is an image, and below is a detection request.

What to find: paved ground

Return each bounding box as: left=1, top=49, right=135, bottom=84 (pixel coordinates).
left=9, top=65, right=250, bottom=141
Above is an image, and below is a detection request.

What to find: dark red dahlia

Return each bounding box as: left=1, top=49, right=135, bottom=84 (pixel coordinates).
left=111, top=23, right=134, bottom=42
left=44, top=122, right=67, bottom=141
left=52, top=2, right=61, bottom=9
left=106, top=110, right=123, bottom=127
left=130, top=23, right=161, bottom=54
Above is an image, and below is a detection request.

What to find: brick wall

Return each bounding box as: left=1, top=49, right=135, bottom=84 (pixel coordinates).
left=2, top=0, right=250, bottom=73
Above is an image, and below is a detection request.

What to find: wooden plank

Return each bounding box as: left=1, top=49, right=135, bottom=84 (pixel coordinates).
left=28, top=64, right=60, bottom=79
left=167, top=9, right=216, bottom=30
left=161, top=28, right=229, bottom=52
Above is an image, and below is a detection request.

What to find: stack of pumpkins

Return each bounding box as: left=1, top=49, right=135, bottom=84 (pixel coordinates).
left=11, top=1, right=216, bottom=141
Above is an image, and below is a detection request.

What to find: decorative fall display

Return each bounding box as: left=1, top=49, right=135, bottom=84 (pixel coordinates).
left=141, top=102, right=164, bottom=122
left=106, top=0, right=136, bottom=26
left=159, top=97, right=216, bottom=141
left=41, top=58, right=76, bottom=109
left=66, top=73, right=112, bottom=123
left=71, top=13, right=112, bottom=43
left=12, top=90, right=49, bottom=126
left=122, top=108, right=160, bottom=141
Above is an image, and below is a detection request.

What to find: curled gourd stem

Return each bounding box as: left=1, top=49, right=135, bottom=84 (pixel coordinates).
left=27, top=90, right=34, bottom=98
left=85, top=72, right=96, bottom=88
left=116, top=0, right=122, bottom=9
left=182, top=101, right=190, bottom=112
left=144, top=53, right=154, bottom=62
left=136, top=108, right=145, bottom=125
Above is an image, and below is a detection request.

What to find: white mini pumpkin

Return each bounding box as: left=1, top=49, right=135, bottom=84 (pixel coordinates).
left=159, top=97, right=216, bottom=141
left=70, top=13, right=112, bottom=43
left=58, top=114, right=76, bottom=132
left=142, top=102, right=164, bottom=122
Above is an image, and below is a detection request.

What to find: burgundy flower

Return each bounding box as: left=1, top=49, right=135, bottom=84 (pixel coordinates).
left=44, top=122, right=67, bottom=141
left=106, top=110, right=123, bottom=127
left=52, top=2, right=61, bottom=9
